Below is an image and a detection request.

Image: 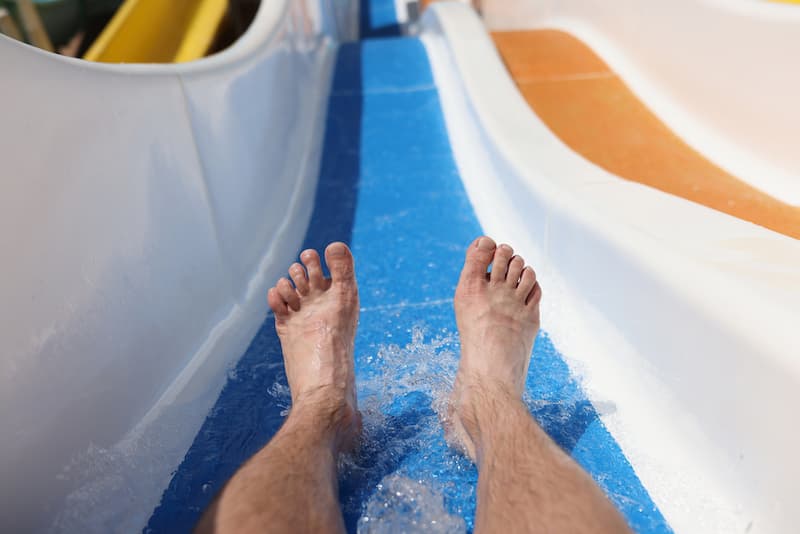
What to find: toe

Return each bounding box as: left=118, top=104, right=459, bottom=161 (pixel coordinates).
left=506, top=255, right=524, bottom=286
left=324, top=242, right=355, bottom=286
left=527, top=281, right=542, bottom=306
left=267, top=286, right=289, bottom=318
left=289, top=263, right=309, bottom=295
left=490, top=244, right=514, bottom=283
left=517, top=266, right=537, bottom=299
left=301, top=249, right=325, bottom=290
left=459, top=236, right=496, bottom=285
left=277, top=278, right=300, bottom=311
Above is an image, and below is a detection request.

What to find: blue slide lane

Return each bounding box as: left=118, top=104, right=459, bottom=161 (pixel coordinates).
left=147, top=25, right=671, bottom=534
left=360, top=0, right=401, bottom=37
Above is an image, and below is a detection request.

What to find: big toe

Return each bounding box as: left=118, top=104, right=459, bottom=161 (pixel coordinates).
left=459, top=236, right=496, bottom=284
left=325, top=242, right=356, bottom=285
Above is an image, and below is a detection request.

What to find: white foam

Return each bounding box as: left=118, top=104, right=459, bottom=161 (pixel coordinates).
left=357, top=474, right=466, bottom=534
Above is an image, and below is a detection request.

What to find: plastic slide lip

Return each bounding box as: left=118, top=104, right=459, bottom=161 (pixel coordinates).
left=83, top=0, right=228, bottom=64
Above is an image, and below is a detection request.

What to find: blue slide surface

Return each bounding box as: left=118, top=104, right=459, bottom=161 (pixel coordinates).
left=147, top=5, right=671, bottom=532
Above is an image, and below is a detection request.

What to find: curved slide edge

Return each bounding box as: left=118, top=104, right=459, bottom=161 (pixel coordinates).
left=420, top=3, right=800, bottom=533
left=0, top=1, right=354, bottom=531
left=480, top=0, right=800, bottom=205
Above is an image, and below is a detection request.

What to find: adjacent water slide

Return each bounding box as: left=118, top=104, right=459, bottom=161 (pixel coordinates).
left=83, top=0, right=229, bottom=63
left=478, top=0, right=800, bottom=228
left=1, top=0, right=798, bottom=532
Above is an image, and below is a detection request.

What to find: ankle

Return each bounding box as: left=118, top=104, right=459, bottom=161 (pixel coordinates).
left=288, top=387, right=360, bottom=450
left=452, top=377, right=526, bottom=461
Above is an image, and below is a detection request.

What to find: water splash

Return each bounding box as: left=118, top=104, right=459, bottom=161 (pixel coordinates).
left=344, top=326, right=470, bottom=531
left=357, top=474, right=466, bottom=534
left=357, top=325, right=458, bottom=422
left=263, top=325, right=474, bottom=531
left=261, top=324, right=651, bottom=533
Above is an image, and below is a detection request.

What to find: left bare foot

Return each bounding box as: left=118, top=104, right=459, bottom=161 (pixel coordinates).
left=267, top=242, right=361, bottom=450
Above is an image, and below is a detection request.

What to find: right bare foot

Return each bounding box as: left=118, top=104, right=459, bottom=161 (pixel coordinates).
left=447, top=236, right=542, bottom=460
left=267, top=242, right=361, bottom=451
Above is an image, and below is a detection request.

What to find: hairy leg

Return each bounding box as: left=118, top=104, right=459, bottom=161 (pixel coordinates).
left=196, top=243, right=361, bottom=534
left=448, top=236, right=632, bottom=534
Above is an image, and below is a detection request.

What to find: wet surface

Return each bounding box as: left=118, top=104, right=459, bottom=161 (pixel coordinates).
left=147, top=28, right=670, bottom=534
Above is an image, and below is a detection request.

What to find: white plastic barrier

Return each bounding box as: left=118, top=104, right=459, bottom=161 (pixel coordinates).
left=0, top=1, right=356, bottom=531
left=479, top=0, right=800, bottom=204
left=420, top=3, right=800, bottom=533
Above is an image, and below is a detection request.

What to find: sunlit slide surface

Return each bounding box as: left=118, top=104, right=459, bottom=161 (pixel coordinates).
left=1, top=0, right=798, bottom=532
left=148, top=28, right=668, bottom=533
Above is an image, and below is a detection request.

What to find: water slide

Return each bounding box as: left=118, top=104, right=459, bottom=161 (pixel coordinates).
left=82, top=0, right=229, bottom=63
left=1, top=0, right=798, bottom=532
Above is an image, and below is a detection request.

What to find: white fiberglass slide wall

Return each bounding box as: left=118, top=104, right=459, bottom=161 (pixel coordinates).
left=420, top=3, right=799, bottom=533
left=0, top=1, right=355, bottom=530
left=480, top=0, right=800, bottom=204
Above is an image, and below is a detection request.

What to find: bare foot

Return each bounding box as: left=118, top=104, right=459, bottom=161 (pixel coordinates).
left=446, top=236, right=542, bottom=460
left=267, top=242, right=361, bottom=450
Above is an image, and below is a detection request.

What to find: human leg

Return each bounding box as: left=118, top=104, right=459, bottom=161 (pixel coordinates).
left=196, top=243, right=361, bottom=534
left=448, top=236, right=631, bottom=534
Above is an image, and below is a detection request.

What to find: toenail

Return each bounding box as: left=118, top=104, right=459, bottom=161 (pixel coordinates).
left=499, top=244, right=512, bottom=253
left=327, top=243, right=346, bottom=256
left=476, top=237, right=494, bottom=250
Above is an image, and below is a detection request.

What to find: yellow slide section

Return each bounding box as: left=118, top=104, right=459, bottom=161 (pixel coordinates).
left=84, top=0, right=227, bottom=63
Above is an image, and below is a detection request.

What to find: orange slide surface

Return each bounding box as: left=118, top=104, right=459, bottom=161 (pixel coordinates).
left=491, top=30, right=799, bottom=239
